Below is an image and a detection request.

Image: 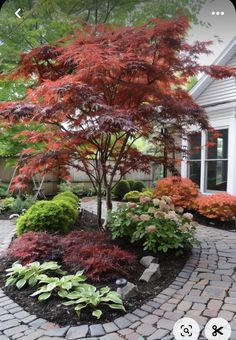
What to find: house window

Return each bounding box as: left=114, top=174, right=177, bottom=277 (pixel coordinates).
left=188, top=132, right=201, bottom=187
left=187, top=129, right=228, bottom=192
left=205, top=129, right=228, bottom=191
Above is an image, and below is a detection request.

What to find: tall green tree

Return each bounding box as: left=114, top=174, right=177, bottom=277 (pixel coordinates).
left=0, top=0, right=208, bottom=74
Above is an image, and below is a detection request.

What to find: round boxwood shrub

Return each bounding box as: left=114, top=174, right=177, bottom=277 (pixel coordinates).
left=16, top=201, right=72, bottom=235
left=53, top=199, right=78, bottom=226
left=53, top=192, right=79, bottom=209
left=141, top=190, right=154, bottom=198
left=127, top=180, right=135, bottom=191
left=54, top=191, right=79, bottom=203
left=113, top=180, right=130, bottom=200
left=123, top=191, right=140, bottom=202
left=133, top=181, right=146, bottom=192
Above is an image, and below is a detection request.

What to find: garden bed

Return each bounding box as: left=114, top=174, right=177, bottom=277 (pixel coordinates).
left=191, top=211, right=236, bottom=231
left=0, top=210, right=190, bottom=326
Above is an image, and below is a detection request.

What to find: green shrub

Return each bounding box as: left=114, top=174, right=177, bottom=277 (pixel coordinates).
left=58, top=181, right=96, bottom=197
left=10, top=195, right=35, bottom=214
left=53, top=199, right=78, bottom=226
left=108, top=196, right=196, bottom=255
left=16, top=201, right=72, bottom=235
left=0, top=183, right=10, bottom=198
left=0, top=197, right=14, bottom=214
left=141, top=190, right=154, bottom=198
left=133, top=181, right=146, bottom=192
left=127, top=180, right=135, bottom=191
left=113, top=180, right=130, bottom=200
left=123, top=191, right=140, bottom=202
left=54, top=191, right=79, bottom=202
left=53, top=192, right=79, bottom=209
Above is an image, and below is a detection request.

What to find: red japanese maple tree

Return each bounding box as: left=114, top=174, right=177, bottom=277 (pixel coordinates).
left=0, top=16, right=235, bottom=227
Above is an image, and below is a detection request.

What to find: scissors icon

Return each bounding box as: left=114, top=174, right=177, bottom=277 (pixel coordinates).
left=212, top=325, right=224, bottom=336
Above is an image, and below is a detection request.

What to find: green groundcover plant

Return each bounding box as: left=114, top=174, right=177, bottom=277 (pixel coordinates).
left=63, top=284, right=125, bottom=319
left=5, top=261, right=64, bottom=289
left=5, top=261, right=125, bottom=320
left=108, top=195, right=197, bottom=255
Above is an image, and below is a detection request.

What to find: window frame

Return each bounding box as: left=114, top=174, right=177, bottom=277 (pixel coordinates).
left=187, top=128, right=229, bottom=194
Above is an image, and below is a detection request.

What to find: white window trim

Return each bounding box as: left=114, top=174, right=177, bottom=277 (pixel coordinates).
left=182, top=126, right=229, bottom=195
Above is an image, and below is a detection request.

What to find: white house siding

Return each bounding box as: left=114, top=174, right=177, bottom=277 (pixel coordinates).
left=181, top=39, right=236, bottom=195
left=206, top=105, right=236, bottom=195
left=196, top=55, right=236, bottom=106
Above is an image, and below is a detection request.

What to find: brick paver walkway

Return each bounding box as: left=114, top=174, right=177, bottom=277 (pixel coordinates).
left=81, top=197, right=120, bottom=219
left=1, top=220, right=236, bottom=339
left=0, top=220, right=16, bottom=256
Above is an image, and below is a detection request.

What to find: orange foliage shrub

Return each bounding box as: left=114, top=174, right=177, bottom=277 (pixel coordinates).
left=194, top=193, right=236, bottom=221
left=155, top=176, right=199, bottom=209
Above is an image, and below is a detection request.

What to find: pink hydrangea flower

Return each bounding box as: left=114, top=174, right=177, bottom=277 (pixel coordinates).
left=159, top=201, right=169, bottom=211
left=183, top=212, right=193, bottom=221
left=148, top=207, right=157, bottom=214
left=139, top=195, right=152, bottom=204
left=154, top=210, right=165, bottom=218
left=131, top=214, right=140, bottom=222
left=145, top=225, right=157, bottom=233
left=153, top=198, right=160, bottom=206
left=140, top=214, right=151, bottom=221
left=128, top=202, right=137, bottom=209
left=162, top=196, right=172, bottom=204
left=175, top=206, right=184, bottom=214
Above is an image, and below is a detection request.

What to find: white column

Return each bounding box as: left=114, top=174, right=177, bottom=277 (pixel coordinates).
left=200, top=131, right=206, bottom=193
left=228, top=114, right=236, bottom=195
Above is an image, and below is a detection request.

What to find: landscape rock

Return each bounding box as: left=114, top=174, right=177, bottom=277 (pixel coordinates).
left=139, top=263, right=161, bottom=283
left=140, top=256, right=157, bottom=268
left=119, top=282, right=138, bottom=299
left=9, top=214, right=19, bottom=220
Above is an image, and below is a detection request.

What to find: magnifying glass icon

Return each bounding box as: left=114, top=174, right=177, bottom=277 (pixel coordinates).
left=183, top=328, right=190, bottom=335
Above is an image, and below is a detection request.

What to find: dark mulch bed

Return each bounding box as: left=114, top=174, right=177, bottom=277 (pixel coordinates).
left=0, top=210, right=190, bottom=326
left=190, top=210, right=236, bottom=232
left=0, top=210, right=12, bottom=220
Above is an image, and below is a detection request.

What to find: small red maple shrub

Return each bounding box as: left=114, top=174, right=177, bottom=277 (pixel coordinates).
left=61, top=231, right=136, bottom=281
left=194, top=194, right=236, bottom=221
left=155, top=176, right=199, bottom=209
left=8, top=230, right=136, bottom=281
left=8, top=231, right=62, bottom=265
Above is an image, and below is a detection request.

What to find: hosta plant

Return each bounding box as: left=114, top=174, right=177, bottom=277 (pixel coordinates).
left=5, top=261, right=64, bottom=289
left=108, top=196, right=197, bottom=255
left=31, top=271, right=86, bottom=301
left=64, top=285, right=125, bottom=319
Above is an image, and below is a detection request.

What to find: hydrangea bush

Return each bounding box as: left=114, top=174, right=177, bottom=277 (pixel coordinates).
left=108, top=195, right=197, bottom=255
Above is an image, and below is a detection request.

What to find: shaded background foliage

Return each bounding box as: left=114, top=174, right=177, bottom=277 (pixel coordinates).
left=0, top=0, right=206, bottom=100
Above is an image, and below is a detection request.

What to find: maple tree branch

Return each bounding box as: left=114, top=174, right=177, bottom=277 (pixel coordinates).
left=108, top=132, right=130, bottom=186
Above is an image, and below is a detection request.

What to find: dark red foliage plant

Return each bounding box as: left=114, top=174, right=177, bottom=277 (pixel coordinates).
left=8, top=230, right=137, bottom=282
left=61, top=231, right=137, bottom=281
left=8, top=231, right=62, bottom=265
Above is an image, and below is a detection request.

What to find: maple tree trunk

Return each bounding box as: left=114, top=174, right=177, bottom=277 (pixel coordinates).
left=106, top=186, right=113, bottom=211
left=97, top=184, right=103, bottom=229
left=102, top=185, right=113, bottom=229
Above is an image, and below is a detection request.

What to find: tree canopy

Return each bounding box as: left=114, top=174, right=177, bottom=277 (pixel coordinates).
left=0, top=16, right=235, bottom=226
left=0, top=0, right=208, bottom=72
left=0, top=0, right=208, bottom=102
